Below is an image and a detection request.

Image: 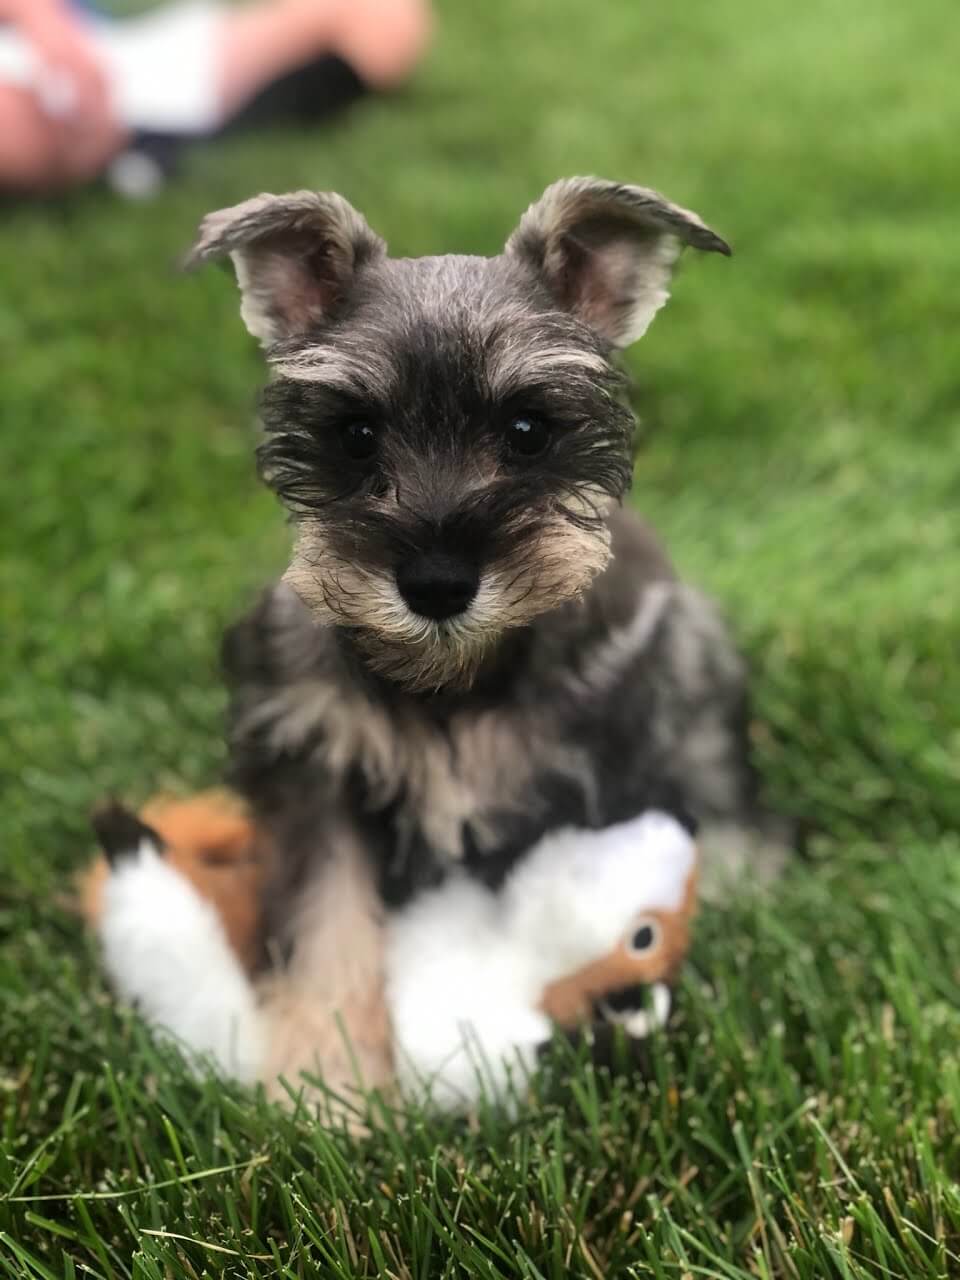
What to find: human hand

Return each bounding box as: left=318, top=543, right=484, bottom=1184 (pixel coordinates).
left=20, top=2, right=122, bottom=178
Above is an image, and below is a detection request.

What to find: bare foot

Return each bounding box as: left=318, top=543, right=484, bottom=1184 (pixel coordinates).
left=282, top=0, right=432, bottom=87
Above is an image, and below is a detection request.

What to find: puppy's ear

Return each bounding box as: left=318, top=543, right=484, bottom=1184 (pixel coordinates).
left=184, top=191, right=386, bottom=346
left=506, top=177, right=730, bottom=348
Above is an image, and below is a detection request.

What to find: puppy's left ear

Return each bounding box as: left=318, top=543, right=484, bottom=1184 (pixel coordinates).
left=506, top=177, right=730, bottom=348
left=184, top=190, right=386, bottom=347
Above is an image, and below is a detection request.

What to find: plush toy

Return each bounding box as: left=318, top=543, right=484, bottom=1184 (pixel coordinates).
left=81, top=796, right=697, bottom=1110
left=386, top=811, right=697, bottom=1107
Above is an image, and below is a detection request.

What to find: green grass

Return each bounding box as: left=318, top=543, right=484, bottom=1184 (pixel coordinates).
left=3, top=0, right=960, bottom=1273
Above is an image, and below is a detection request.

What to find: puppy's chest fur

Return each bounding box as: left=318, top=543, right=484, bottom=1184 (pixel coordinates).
left=354, top=692, right=598, bottom=903
left=231, top=632, right=601, bottom=905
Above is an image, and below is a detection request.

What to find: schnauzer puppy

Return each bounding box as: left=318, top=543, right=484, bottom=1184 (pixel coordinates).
left=100, top=179, right=783, bottom=1103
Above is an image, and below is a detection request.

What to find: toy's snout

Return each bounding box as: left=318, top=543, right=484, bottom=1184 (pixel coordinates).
left=538, top=853, right=698, bottom=1037
left=599, top=980, right=649, bottom=1017
left=596, top=980, right=672, bottom=1038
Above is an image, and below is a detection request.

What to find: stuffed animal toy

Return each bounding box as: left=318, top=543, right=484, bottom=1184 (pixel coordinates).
left=81, top=796, right=698, bottom=1111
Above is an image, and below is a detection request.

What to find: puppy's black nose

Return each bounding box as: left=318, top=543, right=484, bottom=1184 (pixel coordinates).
left=396, top=552, right=479, bottom=620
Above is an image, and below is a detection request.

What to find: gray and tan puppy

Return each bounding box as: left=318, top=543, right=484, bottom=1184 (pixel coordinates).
left=97, top=180, right=784, bottom=1105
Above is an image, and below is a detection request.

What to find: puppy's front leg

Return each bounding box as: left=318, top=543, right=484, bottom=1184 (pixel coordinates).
left=256, top=817, right=393, bottom=1107
left=222, top=586, right=394, bottom=1108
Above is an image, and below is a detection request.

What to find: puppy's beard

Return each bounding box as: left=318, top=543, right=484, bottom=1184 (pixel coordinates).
left=284, top=513, right=612, bottom=692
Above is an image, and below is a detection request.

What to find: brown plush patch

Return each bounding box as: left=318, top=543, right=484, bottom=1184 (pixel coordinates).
left=539, top=861, right=698, bottom=1027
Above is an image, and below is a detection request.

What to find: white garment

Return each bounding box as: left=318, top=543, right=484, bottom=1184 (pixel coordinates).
left=0, top=1, right=222, bottom=134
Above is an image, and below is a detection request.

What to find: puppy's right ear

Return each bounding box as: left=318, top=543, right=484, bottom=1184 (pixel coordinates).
left=506, top=178, right=730, bottom=348
left=184, top=191, right=386, bottom=347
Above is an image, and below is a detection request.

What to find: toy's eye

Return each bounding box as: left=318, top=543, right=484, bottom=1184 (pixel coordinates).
left=341, top=421, right=379, bottom=461
left=504, top=416, right=551, bottom=457
left=628, top=918, right=661, bottom=955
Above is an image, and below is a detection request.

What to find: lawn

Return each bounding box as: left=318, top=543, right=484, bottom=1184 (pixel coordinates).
left=2, top=0, right=960, bottom=1274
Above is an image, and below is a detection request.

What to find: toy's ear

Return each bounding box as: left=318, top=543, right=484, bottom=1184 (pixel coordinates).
left=184, top=191, right=386, bottom=347
left=505, top=177, right=730, bottom=347
left=91, top=800, right=164, bottom=863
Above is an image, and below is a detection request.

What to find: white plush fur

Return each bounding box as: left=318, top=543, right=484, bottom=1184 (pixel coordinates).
left=386, top=875, right=552, bottom=1108
left=99, top=811, right=693, bottom=1110
left=99, top=840, right=264, bottom=1082
left=386, top=810, right=695, bottom=1108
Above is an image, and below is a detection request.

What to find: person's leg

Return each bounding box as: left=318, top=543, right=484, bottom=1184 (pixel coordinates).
left=0, top=81, right=125, bottom=190
left=329, top=0, right=432, bottom=88
left=0, top=85, right=59, bottom=188
left=216, top=0, right=431, bottom=119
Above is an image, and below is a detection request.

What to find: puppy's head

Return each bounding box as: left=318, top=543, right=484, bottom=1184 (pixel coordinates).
left=187, top=180, right=729, bottom=691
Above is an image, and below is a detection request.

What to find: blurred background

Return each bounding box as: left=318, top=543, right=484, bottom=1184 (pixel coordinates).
left=3, top=0, right=957, bottom=870
left=3, top=1, right=960, bottom=1271
left=2, top=0, right=958, bottom=942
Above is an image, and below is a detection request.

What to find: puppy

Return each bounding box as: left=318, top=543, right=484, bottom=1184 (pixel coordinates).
left=96, top=179, right=784, bottom=1106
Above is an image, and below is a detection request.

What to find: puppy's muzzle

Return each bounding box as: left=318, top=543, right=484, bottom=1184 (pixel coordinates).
left=396, top=550, right=479, bottom=621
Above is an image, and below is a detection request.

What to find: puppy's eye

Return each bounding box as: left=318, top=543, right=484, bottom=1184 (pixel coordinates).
left=628, top=918, right=661, bottom=955
left=340, top=421, right=379, bottom=461
left=504, top=416, right=551, bottom=457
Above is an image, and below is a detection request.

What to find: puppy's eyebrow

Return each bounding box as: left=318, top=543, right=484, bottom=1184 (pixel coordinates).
left=487, top=351, right=626, bottom=427
left=270, top=344, right=397, bottom=401
left=492, top=344, right=611, bottom=389
left=483, top=317, right=616, bottom=403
